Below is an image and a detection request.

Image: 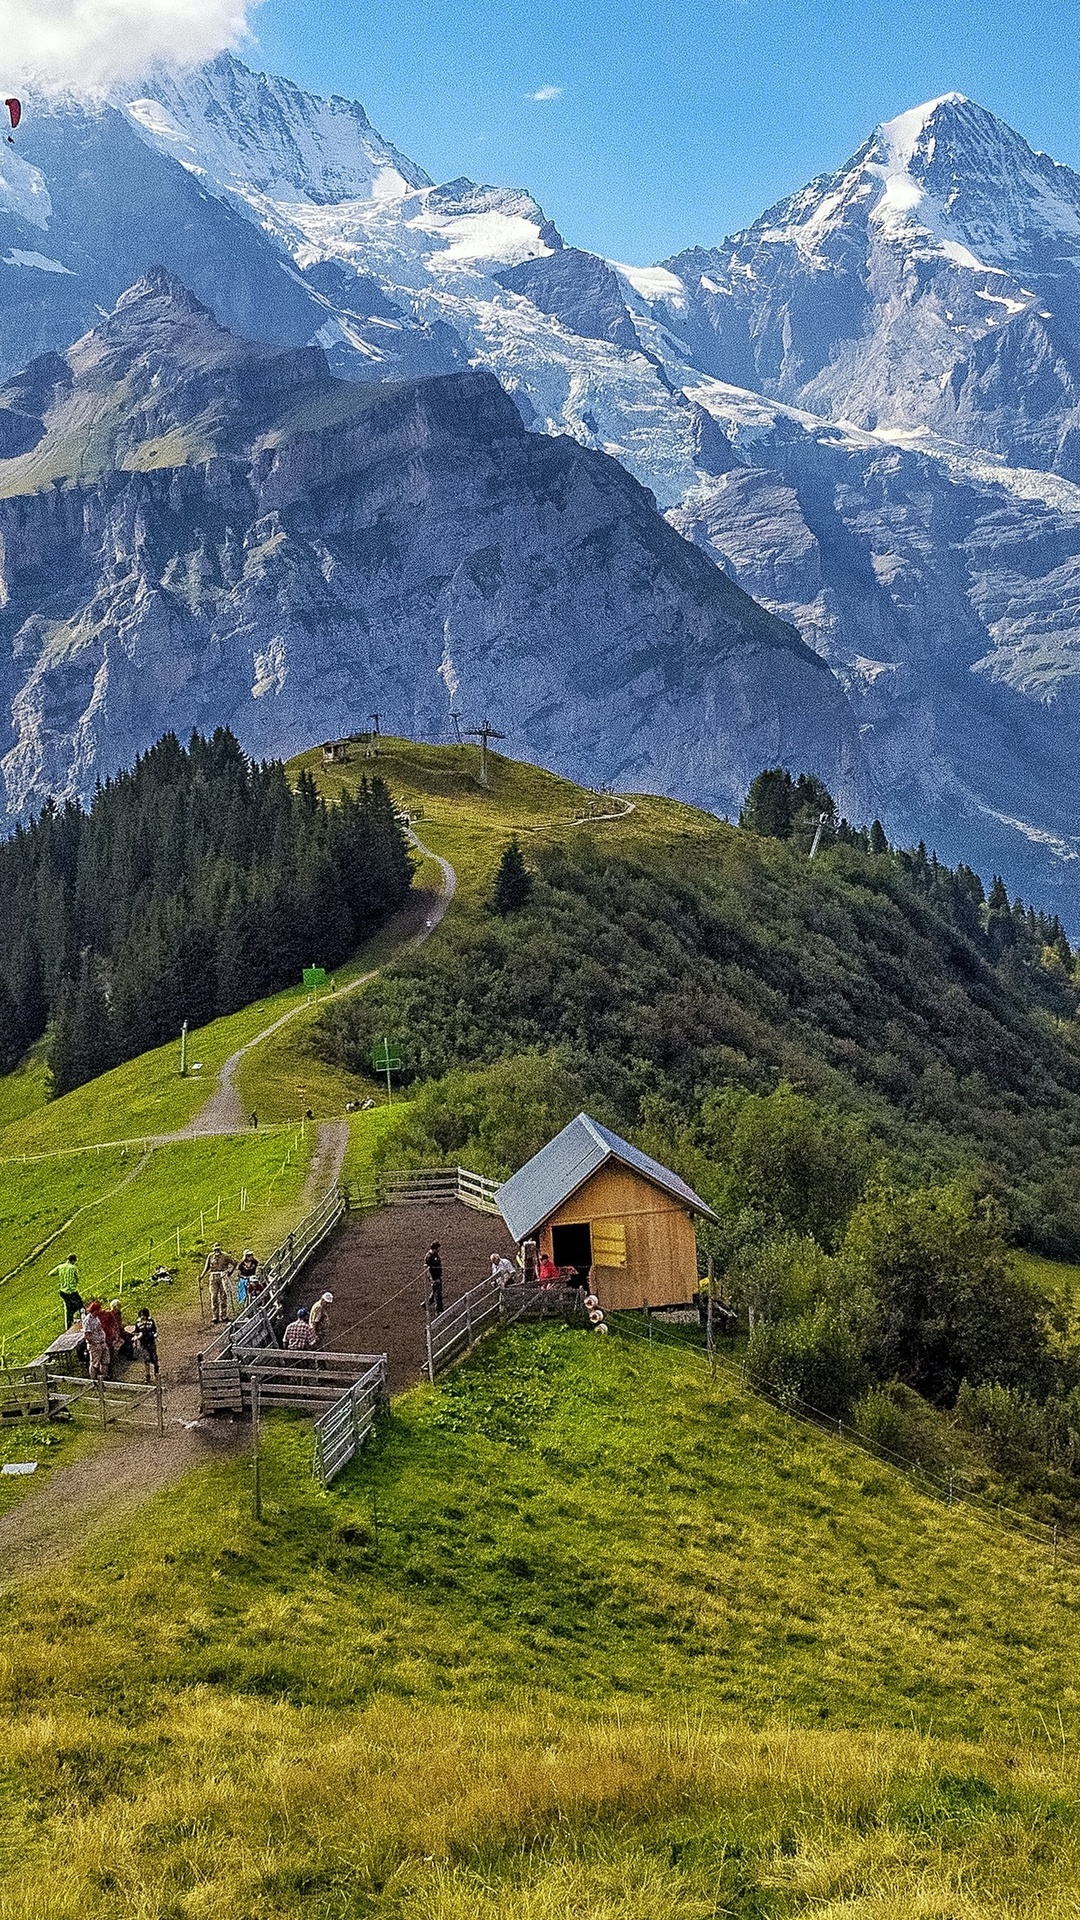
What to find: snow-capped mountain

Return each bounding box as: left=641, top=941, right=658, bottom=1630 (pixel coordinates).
left=8, top=62, right=1080, bottom=916
left=653, top=94, right=1080, bottom=476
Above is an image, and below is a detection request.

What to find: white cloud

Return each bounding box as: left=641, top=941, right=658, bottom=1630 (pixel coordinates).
left=0, top=0, right=264, bottom=95
left=529, top=84, right=562, bottom=103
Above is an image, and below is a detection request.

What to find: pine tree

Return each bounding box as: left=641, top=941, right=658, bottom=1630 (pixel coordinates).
left=740, top=769, right=794, bottom=839
left=491, top=839, right=533, bottom=915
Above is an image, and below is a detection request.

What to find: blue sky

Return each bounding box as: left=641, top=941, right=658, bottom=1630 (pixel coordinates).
left=252, top=0, right=1080, bottom=262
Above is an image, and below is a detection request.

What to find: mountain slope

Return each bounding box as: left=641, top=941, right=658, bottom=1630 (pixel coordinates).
left=0, top=274, right=860, bottom=822
left=99, top=69, right=1080, bottom=919
left=14, top=65, right=1080, bottom=914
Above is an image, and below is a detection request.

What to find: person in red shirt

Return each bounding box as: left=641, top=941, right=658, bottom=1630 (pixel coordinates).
left=537, top=1253, right=560, bottom=1284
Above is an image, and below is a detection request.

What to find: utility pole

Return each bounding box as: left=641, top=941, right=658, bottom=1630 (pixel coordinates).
left=179, top=1018, right=188, bottom=1077
left=465, top=717, right=506, bottom=789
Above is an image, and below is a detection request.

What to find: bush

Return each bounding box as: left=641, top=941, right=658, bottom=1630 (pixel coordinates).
left=955, top=1381, right=1052, bottom=1468
left=374, top=1051, right=590, bottom=1181
left=852, top=1382, right=948, bottom=1472
left=844, top=1183, right=1053, bottom=1405
left=746, top=1303, right=866, bottom=1420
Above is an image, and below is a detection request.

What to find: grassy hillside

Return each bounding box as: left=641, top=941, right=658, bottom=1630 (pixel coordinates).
left=5, top=738, right=1080, bottom=1911
left=4, top=1326, right=1080, bottom=1914
left=310, top=742, right=1080, bottom=1254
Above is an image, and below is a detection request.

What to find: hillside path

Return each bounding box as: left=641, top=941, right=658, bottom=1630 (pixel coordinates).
left=0, top=1300, right=242, bottom=1585
left=0, top=837, right=456, bottom=1584
left=176, top=830, right=455, bottom=1139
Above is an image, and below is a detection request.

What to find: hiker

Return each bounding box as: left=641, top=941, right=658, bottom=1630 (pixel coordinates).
left=308, top=1291, right=334, bottom=1345
left=81, top=1301, right=109, bottom=1380
left=425, top=1242, right=444, bottom=1316
left=249, top=1111, right=258, bottom=1129
left=133, top=1307, right=159, bottom=1382
left=202, top=1244, right=236, bottom=1324
left=538, top=1252, right=560, bottom=1285
left=235, top=1248, right=261, bottom=1305
left=52, top=1251, right=83, bottom=1328
left=283, top=1307, right=317, bottom=1350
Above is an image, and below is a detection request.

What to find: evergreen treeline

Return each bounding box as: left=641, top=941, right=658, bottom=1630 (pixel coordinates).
left=0, top=730, right=412, bottom=1095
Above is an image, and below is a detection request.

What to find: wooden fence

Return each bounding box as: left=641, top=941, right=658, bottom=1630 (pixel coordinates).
left=0, top=1361, right=162, bottom=1430
left=426, top=1279, right=584, bottom=1381
left=203, top=1348, right=386, bottom=1418
left=381, top=1167, right=501, bottom=1214
left=313, top=1358, right=387, bottom=1486
left=197, top=1180, right=346, bottom=1410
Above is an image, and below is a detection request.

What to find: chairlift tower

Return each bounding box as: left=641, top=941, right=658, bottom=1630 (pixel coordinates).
left=465, top=717, right=506, bottom=789
left=366, top=711, right=381, bottom=759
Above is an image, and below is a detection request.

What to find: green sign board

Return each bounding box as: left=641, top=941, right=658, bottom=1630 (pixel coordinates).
left=371, top=1041, right=403, bottom=1072
left=303, top=966, right=328, bottom=989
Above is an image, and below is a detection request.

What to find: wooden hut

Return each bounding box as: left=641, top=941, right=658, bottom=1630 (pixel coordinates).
left=497, top=1113, right=716, bottom=1310
left=321, top=739, right=351, bottom=766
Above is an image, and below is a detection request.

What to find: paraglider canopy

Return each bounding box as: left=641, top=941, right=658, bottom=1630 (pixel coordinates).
left=4, top=100, right=20, bottom=144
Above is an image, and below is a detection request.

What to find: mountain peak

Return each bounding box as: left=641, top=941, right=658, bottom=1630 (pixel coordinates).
left=122, top=54, right=431, bottom=211
left=877, top=92, right=971, bottom=157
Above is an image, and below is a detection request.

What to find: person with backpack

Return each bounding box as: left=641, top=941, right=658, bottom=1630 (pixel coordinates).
left=308, top=1291, right=334, bottom=1346
left=81, top=1301, right=109, bottom=1380
left=202, top=1244, right=236, bottom=1324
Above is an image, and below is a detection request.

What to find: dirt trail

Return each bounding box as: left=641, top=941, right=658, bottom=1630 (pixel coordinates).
left=177, top=830, right=455, bottom=1140
left=0, top=1301, right=244, bottom=1586
left=297, top=1201, right=516, bottom=1392
left=0, top=839, right=457, bottom=1583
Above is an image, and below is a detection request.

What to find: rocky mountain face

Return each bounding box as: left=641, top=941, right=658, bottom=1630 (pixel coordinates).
left=0, top=276, right=860, bottom=823
left=8, top=67, right=1080, bottom=916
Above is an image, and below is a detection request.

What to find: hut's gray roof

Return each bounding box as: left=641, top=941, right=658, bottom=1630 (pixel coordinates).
left=497, top=1112, right=716, bottom=1242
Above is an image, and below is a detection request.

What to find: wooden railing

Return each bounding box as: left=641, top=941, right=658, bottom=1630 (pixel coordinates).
left=426, top=1279, right=585, bottom=1380
left=313, top=1358, right=387, bottom=1486
left=380, top=1167, right=502, bottom=1214
left=197, top=1181, right=346, bottom=1407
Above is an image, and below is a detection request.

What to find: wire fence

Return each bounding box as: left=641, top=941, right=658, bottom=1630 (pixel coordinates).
left=0, top=1121, right=303, bottom=1170
left=607, top=1308, right=1079, bottom=1571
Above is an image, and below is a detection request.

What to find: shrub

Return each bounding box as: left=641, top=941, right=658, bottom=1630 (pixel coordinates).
left=852, top=1382, right=948, bottom=1472
left=746, top=1303, right=866, bottom=1420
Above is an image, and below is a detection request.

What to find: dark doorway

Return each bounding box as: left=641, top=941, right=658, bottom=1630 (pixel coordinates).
left=551, top=1222, right=592, bottom=1278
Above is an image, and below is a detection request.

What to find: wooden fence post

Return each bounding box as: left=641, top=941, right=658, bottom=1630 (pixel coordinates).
left=252, top=1377, right=262, bottom=1521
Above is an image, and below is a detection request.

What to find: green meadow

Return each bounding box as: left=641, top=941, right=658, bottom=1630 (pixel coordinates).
left=3, top=1328, right=1080, bottom=1916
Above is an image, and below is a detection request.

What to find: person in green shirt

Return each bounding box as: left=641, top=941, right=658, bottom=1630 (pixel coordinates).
left=51, top=1252, right=83, bottom=1328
